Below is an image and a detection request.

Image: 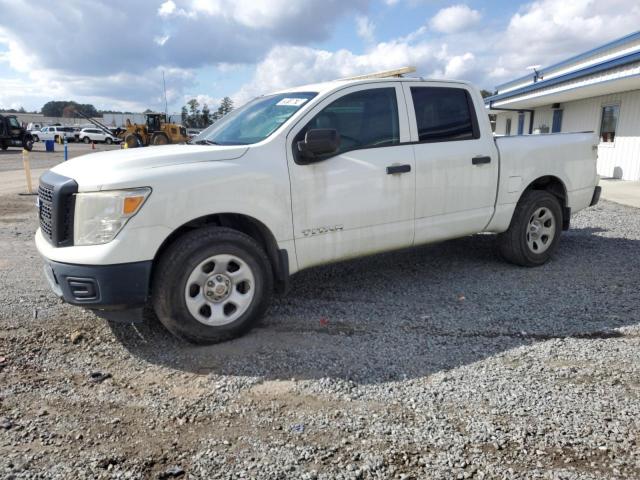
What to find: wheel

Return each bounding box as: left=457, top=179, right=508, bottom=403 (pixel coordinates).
left=105, top=137, right=113, bottom=145
left=124, top=133, right=142, bottom=148
left=152, top=227, right=273, bottom=344
left=152, top=133, right=169, bottom=145
left=22, top=137, right=34, bottom=151
left=54, top=135, right=60, bottom=143
left=33, top=135, right=39, bottom=142
left=83, top=136, right=90, bottom=144
left=1, top=144, right=7, bottom=151
left=497, top=190, right=563, bottom=267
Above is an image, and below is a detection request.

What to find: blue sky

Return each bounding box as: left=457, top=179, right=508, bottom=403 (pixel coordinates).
left=1, top=0, right=639, bottom=113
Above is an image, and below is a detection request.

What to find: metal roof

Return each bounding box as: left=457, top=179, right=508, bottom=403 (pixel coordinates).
left=485, top=50, right=640, bottom=106
left=495, top=30, right=640, bottom=92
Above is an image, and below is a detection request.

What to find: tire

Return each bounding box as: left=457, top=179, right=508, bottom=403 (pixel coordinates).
left=33, top=135, right=39, bottom=142
left=124, top=133, right=142, bottom=148
left=497, top=190, right=563, bottom=267
left=151, top=133, right=169, bottom=145
left=105, top=137, right=113, bottom=145
left=152, top=227, right=273, bottom=344
left=22, top=136, right=34, bottom=151
left=1, top=144, right=7, bottom=151
left=83, top=136, right=90, bottom=144
left=54, top=135, right=60, bottom=143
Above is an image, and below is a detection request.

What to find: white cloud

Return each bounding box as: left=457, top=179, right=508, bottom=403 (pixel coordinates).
left=158, top=0, right=176, bottom=16
left=356, top=15, right=376, bottom=43
left=232, top=39, right=479, bottom=104
left=490, top=0, right=640, bottom=82
left=430, top=4, right=481, bottom=34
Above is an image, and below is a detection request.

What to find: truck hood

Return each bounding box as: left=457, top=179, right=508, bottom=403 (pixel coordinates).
left=50, top=144, right=249, bottom=190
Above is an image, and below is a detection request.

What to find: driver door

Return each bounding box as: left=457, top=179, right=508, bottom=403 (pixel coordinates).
left=287, top=83, right=415, bottom=269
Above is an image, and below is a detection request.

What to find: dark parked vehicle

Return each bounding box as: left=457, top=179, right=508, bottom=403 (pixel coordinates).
left=0, top=114, right=34, bottom=151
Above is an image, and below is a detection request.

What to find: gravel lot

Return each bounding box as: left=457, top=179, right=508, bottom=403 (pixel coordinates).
left=0, top=168, right=639, bottom=478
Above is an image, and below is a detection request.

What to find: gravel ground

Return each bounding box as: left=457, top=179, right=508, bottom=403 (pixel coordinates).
left=0, top=191, right=639, bottom=479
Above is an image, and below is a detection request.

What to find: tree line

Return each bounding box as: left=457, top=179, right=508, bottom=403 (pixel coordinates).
left=181, top=97, right=234, bottom=129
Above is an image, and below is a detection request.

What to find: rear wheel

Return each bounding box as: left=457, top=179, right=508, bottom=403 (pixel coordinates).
left=1, top=144, right=7, bottom=151
left=497, top=190, right=563, bottom=267
left=151, top=133, right=169, bottom=145
left=152, top=227, right=273, bottom=344
left=33, top=135, right=39, bottom=142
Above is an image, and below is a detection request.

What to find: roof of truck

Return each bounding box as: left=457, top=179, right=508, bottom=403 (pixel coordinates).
left=270, top=77, right=473, bottom=96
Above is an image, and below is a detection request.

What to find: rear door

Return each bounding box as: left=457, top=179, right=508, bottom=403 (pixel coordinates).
left=402, top=83, right=499, bottom=244
left=287, top=83, right=415, bottom=269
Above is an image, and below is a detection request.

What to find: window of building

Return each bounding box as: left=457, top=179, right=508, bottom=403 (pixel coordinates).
left=552, top=109, right=563, bottom=133
left=298, top=87, right=399, bottom=155
left=505, top=118, right=512, bottom=136
left=517, top=112, right=525, bottom=135
left=410, top=87, right=478, bottom=142
left=600, top=104, right=620, bottom=143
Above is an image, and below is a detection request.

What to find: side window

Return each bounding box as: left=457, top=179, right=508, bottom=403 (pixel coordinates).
left=600, top=104, right=619, bottom=143
left=297, top=87, right=399, bottom=155
left=410, top=87, right=479, bottom=142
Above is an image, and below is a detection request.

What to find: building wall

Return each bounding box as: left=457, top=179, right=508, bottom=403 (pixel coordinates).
left=493, top=88, right=640, bottom=180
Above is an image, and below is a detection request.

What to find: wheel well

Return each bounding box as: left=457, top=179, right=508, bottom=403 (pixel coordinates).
left=523, top=175, right=570, bottom=229
left=152, top=213, right=289, bottom=294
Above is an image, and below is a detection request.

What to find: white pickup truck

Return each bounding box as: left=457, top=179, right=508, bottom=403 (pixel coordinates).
left=35, top=77, right=601, bottom=343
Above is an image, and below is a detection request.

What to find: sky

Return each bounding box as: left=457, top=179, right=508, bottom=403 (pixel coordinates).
left=1, top=0, right=639, bottom=113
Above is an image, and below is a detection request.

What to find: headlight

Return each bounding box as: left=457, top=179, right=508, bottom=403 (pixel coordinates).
left=73, top=188, right=151, bottom=246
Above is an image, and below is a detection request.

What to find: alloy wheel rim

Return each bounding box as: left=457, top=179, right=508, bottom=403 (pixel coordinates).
left=184, top=254, right=255, bottom=326
left=526, top=207, right=556, bottom=254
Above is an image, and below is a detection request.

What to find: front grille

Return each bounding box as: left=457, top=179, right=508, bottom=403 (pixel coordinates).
left=38, top=183, right=54, bottom=241
left=38, top=172, right=78, bottom=247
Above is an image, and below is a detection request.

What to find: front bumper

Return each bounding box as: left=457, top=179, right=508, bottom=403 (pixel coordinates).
left=43, top=259, right=152, bottom=310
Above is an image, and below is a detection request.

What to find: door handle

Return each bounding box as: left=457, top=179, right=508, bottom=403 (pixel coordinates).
left=386, top=164, right=411, bottom=175
left=472, top=156, right=491, bottom=165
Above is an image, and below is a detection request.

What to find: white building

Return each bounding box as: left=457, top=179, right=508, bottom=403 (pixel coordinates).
left=486, top=30, right=640, bottom=180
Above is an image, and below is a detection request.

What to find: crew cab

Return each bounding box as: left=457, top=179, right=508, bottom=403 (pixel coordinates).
left=35, top=77, right=601, bottom=344
left=36, top=126, right=76, bottom=143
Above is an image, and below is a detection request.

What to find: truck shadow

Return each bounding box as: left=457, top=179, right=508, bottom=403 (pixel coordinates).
left=109, top=225, right=640, bottom=384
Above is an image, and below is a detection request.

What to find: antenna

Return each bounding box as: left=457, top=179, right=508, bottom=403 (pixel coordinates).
left=527, top=65, right=543, bottom=82
left=162, top=71, right=168, bottom=116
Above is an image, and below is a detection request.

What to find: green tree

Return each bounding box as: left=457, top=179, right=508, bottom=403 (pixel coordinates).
left=41, top=100, right=98, bottom=117
left=187, top=99, right=200, bottom=127
left=181, top=106, right=189, bottom=127
left=201, top=104, right=211, bottom=127
left=216, top=96, right=233, bottom=118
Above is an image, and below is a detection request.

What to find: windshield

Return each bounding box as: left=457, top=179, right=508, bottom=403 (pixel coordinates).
left=193, top=92, right=317, bottom=146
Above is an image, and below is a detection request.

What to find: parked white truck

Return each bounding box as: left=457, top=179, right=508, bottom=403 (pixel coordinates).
left=35, top=77, right=601, bottom=343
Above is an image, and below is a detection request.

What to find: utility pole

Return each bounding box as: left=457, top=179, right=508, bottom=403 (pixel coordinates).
left=162, top=71, right=168, bottom=116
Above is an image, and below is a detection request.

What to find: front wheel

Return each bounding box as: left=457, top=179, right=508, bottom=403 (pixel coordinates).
left=152, top=227, right=273, bottom=344
left=83, top=136, right=90, bottom=144
left=497, top=190, right=563, bottom=267
left=105, top=137, right=113, bottom=145
left=22, top=137, right=34, bottom=151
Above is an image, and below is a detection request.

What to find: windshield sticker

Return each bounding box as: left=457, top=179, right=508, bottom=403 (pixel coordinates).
left=276, top=98, right=309, bottom=107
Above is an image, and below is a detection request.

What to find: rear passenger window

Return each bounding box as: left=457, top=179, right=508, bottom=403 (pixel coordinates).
left=299, top=87, right=399, bottom=155
left=410, top=87, right=478, bottom=142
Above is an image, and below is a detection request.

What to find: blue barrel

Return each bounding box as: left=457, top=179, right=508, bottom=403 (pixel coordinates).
left=45, top=140, right=55, bottom=152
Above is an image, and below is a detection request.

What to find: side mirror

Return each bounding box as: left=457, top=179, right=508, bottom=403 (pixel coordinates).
left=297, top=128, right=340, bottom=162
